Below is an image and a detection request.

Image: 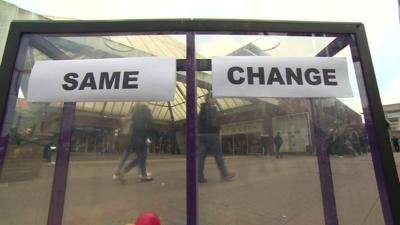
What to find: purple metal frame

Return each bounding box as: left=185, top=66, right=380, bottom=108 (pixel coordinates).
left=186, top=33, right=198, bottom=225
left=0, top=36, right=29, bottom=176
left=349, top=36, right=395, bottom=225
left=310, top=99, right=339, bottom=225
left=25, top=34, right=77, bottom=225
left=311, top=34, right=352, bottom=225
left=47, top=102, right=75, bottom=225
left=0, top=22, right=397, bottom=225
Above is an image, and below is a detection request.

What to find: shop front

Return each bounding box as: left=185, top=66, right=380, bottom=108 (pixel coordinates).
left=220, top=119, right=265, bottom=155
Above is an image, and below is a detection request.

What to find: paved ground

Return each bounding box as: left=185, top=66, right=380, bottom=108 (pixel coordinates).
left=1, top=152, right=399, bottom=225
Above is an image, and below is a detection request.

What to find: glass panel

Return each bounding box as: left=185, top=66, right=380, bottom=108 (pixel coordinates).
left=120, top=102, right=132, bottom=115
left=329, top=46, right=385, bottom=225
left=0, top=41, right=61, bottom=225
left=63, top=33, right=186, bottom=225
left=196, top=34, right=384, bottom=225
left=152, top=102, right=164, bottom=119
left=172, top=108, right=183, bottom=121
left=111, top=102, right=123, bottom=115
left=216, top=98, right=229, bottom=111
left=159, top=106, right=171, bottom=121
left=103, top=102, right=114, bottom=114
left=0, top=26, right=390, bottom=225
left=174, top=104, right=186, bottom=121
left=176, top=91, right=186, bottom=104
left=76, top=102, right=84, bottom=111
left=1, top=33, right=187, bottom=225
left=93, top=102, right=104, bottom=113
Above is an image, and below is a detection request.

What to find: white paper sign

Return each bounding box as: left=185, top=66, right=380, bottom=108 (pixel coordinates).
left=27, top=57, right=176, bottom=102
left=212, top=56, right=353, bottom=98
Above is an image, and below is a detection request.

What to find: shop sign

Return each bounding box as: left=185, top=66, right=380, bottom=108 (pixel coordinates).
left=220, top=119, right=264, bottom=136
left=27, top=57, right=176, bottom=102
left=212, top=56, right=353, bottom=98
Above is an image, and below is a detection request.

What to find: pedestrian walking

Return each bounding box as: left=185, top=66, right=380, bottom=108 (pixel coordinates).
left=274, top=132, right=283, bottom=158
left=350, top=129, right=361, bottom=155
left=392, top=136, right=399, bottom=152
left=43, top=143, right=52, bottom=163
left=113, top=103, right=154, bottom=183
left=198, top=93, right=235, bottom=183
left=326, top=128, right=338, bottom=155
left=113, top=116, right=132, bottom=180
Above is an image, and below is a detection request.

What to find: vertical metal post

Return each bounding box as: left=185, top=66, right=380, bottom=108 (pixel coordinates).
left=349, top=33, right=400, bottom=225
left=0, top=36, right=29, bottom=177
left=186, top=32, right=198, bottom=225
left=310, top=99, right=339, bottom=225
left=28, top=34, right=77, bottom=225
left=311, top=33, right=342, bottom=225
left=47, top=102, right=75, bottom=225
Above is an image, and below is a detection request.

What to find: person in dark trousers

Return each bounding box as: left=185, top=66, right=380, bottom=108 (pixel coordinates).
left=274, top=132, right=283, bottom=158
left=350, top=129, right=361, bottom=155
left=112, top=116, right=133, bottom=180
left=260, top=135, right=269, bottom=155
left=392, top=136, right=399, bottom=152
left=358, top=129, right=368, bottom=154
left=326, top=128, right=338, bottom=155
left=114, top=103, right=154, bottom=183
left=198, top=93, right=235, bottom=183
left=43, top=143, right=52, bottom=163
left=175, top=144, right=181, bottom=154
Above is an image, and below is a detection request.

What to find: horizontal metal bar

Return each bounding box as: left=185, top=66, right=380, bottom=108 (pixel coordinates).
left=11, top=19, right=361, bottom=35
left=177, top=59, right=211, bottom=71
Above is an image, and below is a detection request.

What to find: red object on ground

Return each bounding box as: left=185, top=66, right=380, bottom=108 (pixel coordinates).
left=135, top=212, right=161, bottom=225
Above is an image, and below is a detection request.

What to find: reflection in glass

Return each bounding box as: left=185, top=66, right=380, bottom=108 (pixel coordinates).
left=57, top=34, right=187, bottom=225
left=0, top=93, right=61, bottom=225
left=0, top=30, right=388, bottom=225
left=1, top=33, right=188, bottom=225
left=196, top=34, right=384, bottom=225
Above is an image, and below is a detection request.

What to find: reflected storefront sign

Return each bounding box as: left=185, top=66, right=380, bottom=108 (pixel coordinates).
left=220, top=119, right=264, bottom=136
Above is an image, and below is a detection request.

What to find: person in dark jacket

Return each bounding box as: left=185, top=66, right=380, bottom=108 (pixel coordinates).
left=274, top=132, right=283, bottom=158
left=113, top=103, right=154, bottom=183
left=198, top=93, right=235, bottom=183
left=392, top=136, right=399, bottom=152
left=43, top=143, right=52, bottom=163
left=326, top=128, right=338, bottom=155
